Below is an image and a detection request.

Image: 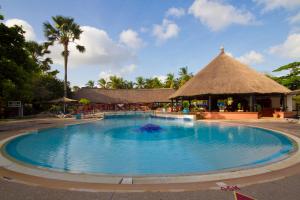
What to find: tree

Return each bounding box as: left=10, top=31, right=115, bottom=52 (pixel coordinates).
left=178, top=66, right=193, bottom=87
left=43, top=16, right=85, bottom=98
left=135, top=76, right=145, bottom=89
left=85, top=80, right=95, bottom=88
left=98, top=78, right=108, bottom=88
left=144, top=77, right=163, bottom=88
left=165, top=73, right=176, bottom=89
left=107, top=75, right=125, bottom=89
left=25, top=41, right=53, bottom=73
left=123, top=80, right=134, bottom=89
left=0, top=16, right=39, bottom=116
left=272, top=62, right=300, bottom=90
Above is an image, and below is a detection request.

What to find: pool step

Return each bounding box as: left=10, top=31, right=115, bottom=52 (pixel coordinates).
left=120, top=177, right=133, bottom=184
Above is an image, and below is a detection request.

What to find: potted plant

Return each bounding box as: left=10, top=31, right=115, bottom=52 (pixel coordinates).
left=237, top=103, right=243, bottom=112
left=182, top=101, right=190, bottom=114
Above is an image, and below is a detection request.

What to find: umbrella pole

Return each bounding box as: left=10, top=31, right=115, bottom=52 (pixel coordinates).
left=64, top=103, right=66, bottom=114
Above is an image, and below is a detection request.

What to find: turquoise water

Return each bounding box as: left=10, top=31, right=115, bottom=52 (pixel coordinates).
left=4, top=115, right=294, bottom=175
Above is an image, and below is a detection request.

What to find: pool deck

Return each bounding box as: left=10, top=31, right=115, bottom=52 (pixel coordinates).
left=1, top=117, right=300, bottom=199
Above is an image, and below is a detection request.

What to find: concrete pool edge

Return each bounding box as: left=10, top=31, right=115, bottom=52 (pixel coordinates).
left=0, top=121, right=300, bottom=187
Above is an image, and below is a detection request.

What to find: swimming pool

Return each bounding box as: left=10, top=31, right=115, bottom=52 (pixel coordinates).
left=3, top=115, right=295, bottom=176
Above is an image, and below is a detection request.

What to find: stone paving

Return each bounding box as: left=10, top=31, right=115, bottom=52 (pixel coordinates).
left=0, top=118, right=300, bottom=200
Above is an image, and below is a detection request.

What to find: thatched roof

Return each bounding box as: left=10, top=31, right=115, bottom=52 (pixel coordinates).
left=49, top=97, right=78, bottom=103
left=73, top=88, right=175, bottom=104
left=170, top=50, right=291, bottom=98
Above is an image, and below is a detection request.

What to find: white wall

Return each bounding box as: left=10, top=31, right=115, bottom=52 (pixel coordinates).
left=287, top=95, right=293, bottom=111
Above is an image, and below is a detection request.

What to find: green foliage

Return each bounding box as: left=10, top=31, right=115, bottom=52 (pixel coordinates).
left=135, top=77, right=145, bottom=89
left=182, top=101, right=190, bottom=109
left=98, top=78, right=108, bottom=88
left=85, top=80, right=95, bottom=88
left=145, top=77, right=163, bottom=88
left=79, top=98, right=90, bottom=105
left=237, top=103, right=242, bottom=110
left=178, top=66, right=193, bottom=87
left=0, top=16, right=38, bottom=110
left=272, top=62, right=300, bottom=90
left=32, top=74, right=65, bottom=103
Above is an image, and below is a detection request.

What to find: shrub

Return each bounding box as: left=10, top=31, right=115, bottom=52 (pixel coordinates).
left=79, top=98, right=90, bottom=105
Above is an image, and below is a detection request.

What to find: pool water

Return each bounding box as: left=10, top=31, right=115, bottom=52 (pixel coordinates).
left=4, top=116, right=294, bottom=175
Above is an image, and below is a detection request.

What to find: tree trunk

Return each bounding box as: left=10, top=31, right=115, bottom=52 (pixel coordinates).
left=63, top=43, right=68, bottom=113
left=64, top=43, right=68, bottom=98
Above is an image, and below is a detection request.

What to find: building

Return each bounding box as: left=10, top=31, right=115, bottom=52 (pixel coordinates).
left=170, top=48, right=293, bottom=119
left=73, top=88, right=175, bottom=111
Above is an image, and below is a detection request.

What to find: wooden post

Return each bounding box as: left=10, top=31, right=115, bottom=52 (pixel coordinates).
left=249, top=95, right=253, bottom=112
left=209, top=96, right=211, bottom=111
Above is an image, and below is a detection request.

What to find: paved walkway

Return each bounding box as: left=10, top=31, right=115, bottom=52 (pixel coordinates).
left=1, top=118, right=300, bottom=200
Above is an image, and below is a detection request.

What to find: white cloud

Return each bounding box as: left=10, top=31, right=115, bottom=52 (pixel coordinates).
left=153, top=75, right=167, bottom=83
left=119, top=29, right=144, bottom=49
left=99, top=71, right=114, bottom=81
left=153, top=19, right=180, bottom=42
left=5, top=18, right=36, bottom=40
left=49, top=26, right=137, bottom=69
left=166, top=7, right=185, bottom=18
left=120, top=64, right=137, bottom=74
left=269, top=33, right=300, bottom=59
left=99, top=64, right=137, bottom=81
left=188, top=0, right=255, bottom=31
left=237, top=50, right=264, bottom=65
left=254, top=0, right=300, bottom=11
left=289, top=12, right=300, bottom=24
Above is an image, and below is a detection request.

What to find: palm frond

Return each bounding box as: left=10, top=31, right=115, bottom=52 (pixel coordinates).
left=76, top=45, right=85, bottom=53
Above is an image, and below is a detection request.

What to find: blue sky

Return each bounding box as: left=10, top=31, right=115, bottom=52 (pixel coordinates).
left=2, top=0, right=300, bottom=87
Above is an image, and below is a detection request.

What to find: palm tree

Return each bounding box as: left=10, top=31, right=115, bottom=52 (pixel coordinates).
left=178, top=66, right=193, bottom=87
left=135, top=76, right=145, bottom=88
left=107, top=75, right=125, bottom=89
left=43, top=15, right=85, bottom=98
left=98, top=78, right=108, bottom=88
left=85, top=80, right=95, bottom=88
left=145, top=77, right=163, bottom=88
left=165, top=73, right=175, bottom=88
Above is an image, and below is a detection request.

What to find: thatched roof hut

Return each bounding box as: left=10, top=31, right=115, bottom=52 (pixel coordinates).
left=73, top=88, right=175, bottom=104
left=170, top=50, right=290, bottom=99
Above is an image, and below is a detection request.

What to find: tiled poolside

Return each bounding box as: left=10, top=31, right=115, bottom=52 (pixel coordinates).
left=1, top=118, right=300, bottom=199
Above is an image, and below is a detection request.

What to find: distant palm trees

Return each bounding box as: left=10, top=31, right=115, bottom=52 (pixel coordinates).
left=178, top=66, right=193, bottom=87
left=85, top=80, right=95, bottom=88
left=43, top=15, right=85, bottom=98
left=83, top=67, right=193, bottom=90
left=98, top=78, right=108, bottom=88
left=135, top=77, right=145, bottom=89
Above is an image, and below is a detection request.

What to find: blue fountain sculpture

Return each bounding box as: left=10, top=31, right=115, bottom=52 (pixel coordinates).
left=139, top=123, right=162, bottom=132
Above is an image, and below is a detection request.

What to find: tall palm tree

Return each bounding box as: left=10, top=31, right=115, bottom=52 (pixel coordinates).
left=165, top=73, right=175, bottom=88
left=43, top=15, right=85, bottom=98
left=135, top=76, right=145, bottom=88
left=85, top=80, right=95, bottom=88
left=178, top=66, right=193, bottom=87
left=98, top=78, right=108, bottom=88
